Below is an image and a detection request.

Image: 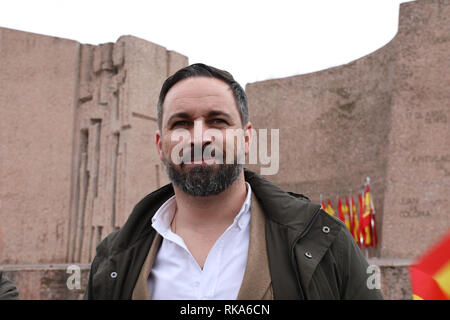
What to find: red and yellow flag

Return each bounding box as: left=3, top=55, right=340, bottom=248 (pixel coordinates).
left=326, top=199, right=336, bottom=217
left=321, top=200, right=327, bottom=212
left=338, top=196, right=351, bottom=231
left=361, top=185, right=373, bottom=247
left=343, top=196, right=351, bottom=231
left=338, top=197, right=345, bottom=223
left=409, top=230, right=450, bottom=300
left=358, top=193, right=365, bottom=247
left=369, top=190, right=378, bottom=248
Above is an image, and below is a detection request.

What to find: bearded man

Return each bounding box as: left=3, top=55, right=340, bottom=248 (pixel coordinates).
left=84, top=63, right=382, bottom=300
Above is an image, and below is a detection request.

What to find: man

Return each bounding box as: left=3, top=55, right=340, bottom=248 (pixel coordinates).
left=85, top=63, right=382, bottom=300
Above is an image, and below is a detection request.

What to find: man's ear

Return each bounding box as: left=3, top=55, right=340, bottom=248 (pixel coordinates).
left=243, top=122, right=253, bottom=155
left=156, top=129, right=163, bottom=161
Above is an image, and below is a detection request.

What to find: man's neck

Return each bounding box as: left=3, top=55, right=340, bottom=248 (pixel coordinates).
left=172, top=171, right=248, bottom=233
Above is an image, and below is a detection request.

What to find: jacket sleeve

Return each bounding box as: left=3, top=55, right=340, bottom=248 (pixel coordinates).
left=0, top=272, right=19, bottom=300
left=83, top=254, right=102, bottom=300
left=83, top=230, right=120, bottom=300
left=334, top=227, right=384, bottom=300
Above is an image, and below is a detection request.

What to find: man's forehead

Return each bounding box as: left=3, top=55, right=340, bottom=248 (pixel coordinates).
left=165, top=77, right=232, bottom=101
left=163, top=77, right=237, bottom=116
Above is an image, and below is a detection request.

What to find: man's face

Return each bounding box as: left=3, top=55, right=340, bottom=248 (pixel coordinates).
left=156, top=77, right=252, bottom=196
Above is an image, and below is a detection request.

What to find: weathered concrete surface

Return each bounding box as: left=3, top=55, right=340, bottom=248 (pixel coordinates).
left=368, top=258, right=414, bottom=300
left=245, top=0, right=450, bottom=261
left=0, top=28, right=80, bottom=264
left=379, top=266, right=412, bottom=300
left=380, top=0, right=450, bottom=259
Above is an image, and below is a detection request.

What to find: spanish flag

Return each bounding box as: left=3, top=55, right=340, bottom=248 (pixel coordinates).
left=358, top=193, right=365, bottom=247
left=326, top=199, right=336, bottom=217
left=409, top=230, right=450, bottom=300
left=338, top=196, right=351, bottom=231
left=343, top=196, right=351, bottom=231
left=345, top=196, right=353, bottom=234
left=361, top=185, right=373, bottom=247
left=369, top=190, right=378, bottom=248
left=338, top=197, right=345, bottom=223
left=321, top=200, right=327, bottom=212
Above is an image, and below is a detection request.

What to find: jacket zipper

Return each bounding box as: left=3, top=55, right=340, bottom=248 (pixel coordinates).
left=290, top=206, right=322, bottom=299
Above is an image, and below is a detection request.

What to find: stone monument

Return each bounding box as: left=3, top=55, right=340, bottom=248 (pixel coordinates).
left=245, top=0, right=449, bottom=299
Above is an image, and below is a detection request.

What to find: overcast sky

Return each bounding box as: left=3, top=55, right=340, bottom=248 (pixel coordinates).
left=1, top=0, right=413, bottom=87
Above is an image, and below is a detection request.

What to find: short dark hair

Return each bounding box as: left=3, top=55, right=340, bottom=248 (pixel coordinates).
left=157, top=63, right=249, bottom=130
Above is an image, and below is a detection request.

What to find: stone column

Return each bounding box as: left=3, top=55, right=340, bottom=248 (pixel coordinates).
left=66, top=36, right=188, bottom=263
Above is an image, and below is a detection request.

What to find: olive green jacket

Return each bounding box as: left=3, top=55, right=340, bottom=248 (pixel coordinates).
left=85, top=169, right=383, bottom=300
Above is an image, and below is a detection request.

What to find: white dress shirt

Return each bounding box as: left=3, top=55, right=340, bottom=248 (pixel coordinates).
left=148, top=182, right=252, bottom=300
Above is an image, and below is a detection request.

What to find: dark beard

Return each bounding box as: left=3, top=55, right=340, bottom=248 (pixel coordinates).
left=162, top=157, right=242, bottom=197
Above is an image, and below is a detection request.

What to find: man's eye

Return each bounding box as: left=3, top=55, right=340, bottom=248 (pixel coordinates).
left=172, top=121, right=189, bottom=127
left=211, top=119, right=226, bottom=125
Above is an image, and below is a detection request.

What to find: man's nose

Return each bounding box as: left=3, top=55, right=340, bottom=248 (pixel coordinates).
left=192, top=120, right=213, bottom=146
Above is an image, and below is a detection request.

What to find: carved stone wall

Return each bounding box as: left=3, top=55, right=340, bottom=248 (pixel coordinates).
left=245, top=0, right=449, bottom=266
left=0, top=28, right=80, bottom=265
left=66, top=37, right=188, bottom=263
left=0, top=28, right=187, bottom=296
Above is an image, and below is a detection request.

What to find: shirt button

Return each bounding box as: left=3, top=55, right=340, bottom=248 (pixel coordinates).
left=304, top=252, right=313, bottom=259
left=110, top=271, right=118, bottom=278
left=322, top=226, right=330, bottom=233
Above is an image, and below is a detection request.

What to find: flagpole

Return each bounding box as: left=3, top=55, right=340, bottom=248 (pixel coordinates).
left=366, top=178, right=369, bottom=258
left=364, top=182, right=369, bottom=259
